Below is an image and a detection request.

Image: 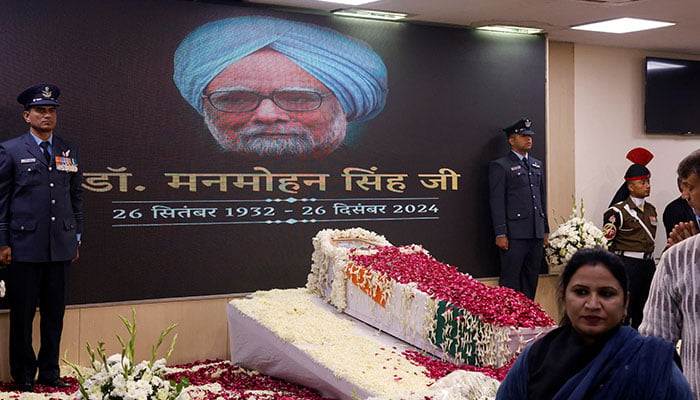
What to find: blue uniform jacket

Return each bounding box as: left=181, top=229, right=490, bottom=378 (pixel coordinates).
left=489, top=151, right=549, bottom=239
left=0, top=132, right=83, bottom=262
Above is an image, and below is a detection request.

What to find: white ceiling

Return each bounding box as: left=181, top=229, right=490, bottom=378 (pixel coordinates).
left=245, top=0, right=700, bottom=55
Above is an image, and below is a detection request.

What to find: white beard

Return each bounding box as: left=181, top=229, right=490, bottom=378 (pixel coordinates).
left=204, top=113, right=347, bottom=159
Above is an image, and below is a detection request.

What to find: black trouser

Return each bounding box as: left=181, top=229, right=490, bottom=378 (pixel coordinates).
left=499, top=238, right=543, bottom=300
left=619, top=256, right=656, bottom=329
left=8, top=261, right=69, bottom=384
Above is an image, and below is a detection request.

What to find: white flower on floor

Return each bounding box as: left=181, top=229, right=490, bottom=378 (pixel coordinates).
left=63, top=308, right=188, bottom=400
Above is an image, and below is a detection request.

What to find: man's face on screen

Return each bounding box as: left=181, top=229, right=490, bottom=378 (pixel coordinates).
left=202, top=49, right=348, bottom=159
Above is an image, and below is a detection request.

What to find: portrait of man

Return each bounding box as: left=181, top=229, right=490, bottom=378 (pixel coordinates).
left=173, top=16, right=389, bottom=159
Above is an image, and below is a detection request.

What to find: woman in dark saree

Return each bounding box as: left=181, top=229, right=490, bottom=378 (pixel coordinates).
left=496, top=248, right=693, bottom=400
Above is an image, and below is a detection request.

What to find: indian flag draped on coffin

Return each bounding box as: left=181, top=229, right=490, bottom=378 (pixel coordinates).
left=306, top=228, right=555, bottom=368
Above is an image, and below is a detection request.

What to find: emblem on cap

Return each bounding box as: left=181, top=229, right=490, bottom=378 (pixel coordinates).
left=18, top=83, right=61, bottom=109
left=502, top=116, right=535, bottom=136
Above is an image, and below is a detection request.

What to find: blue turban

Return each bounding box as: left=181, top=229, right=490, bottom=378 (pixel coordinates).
left=173, top=16, right=388, bottom=123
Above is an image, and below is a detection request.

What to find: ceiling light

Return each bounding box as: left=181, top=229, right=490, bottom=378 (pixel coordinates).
left=476, top=25, right=544, bottom=35
left=571, top=17, right=675, bottom=34
left=331, top=8, right=408, bottom=21
left=315, top=0, right=379, bottom=5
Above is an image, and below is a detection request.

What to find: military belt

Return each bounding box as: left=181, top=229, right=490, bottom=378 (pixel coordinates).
left=614, top=250, right=653, bottom=260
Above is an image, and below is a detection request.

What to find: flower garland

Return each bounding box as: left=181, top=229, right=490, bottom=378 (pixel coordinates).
left=545, top=198, right=608, bottom=273
left=307, top=228, right=391, bottom=310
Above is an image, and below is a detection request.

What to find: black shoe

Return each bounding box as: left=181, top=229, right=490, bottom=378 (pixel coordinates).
left=36, top=377, right=69, bottom=388
left=15, top=382, right=34, bottom=392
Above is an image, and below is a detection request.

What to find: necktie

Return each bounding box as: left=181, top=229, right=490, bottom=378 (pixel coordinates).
left=523, top=157, right=530, bottom=170
left=40, top=141, right=51, bottom=164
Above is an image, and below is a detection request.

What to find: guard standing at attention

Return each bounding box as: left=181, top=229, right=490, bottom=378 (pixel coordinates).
left=0, top=83, right=83, bottom=392
left=489, top=117, right=549, bottom=300
left=603, top=147, right=656, bottom=329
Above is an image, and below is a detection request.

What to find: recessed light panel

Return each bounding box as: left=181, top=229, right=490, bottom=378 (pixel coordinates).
left=331, top=8, right=407, bottom=21
left=476, top=25, right=544, bottom=35
left=571, top=17, right=675, bottom=34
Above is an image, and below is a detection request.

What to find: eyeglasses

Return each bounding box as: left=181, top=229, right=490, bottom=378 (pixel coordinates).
left=202, top=89, right=332, bottom=113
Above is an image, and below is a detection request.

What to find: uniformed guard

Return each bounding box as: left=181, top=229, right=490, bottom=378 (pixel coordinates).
left=488, top=117, right=549, bottom=300
left=603, top=147, right=657, bottom=329
left=0, top=83, right=83, bottom=392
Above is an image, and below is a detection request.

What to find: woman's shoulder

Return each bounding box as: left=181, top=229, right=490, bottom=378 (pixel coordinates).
left=618, top=326, right=674, bottom=351
left=613, top=327, right=694, bottom=399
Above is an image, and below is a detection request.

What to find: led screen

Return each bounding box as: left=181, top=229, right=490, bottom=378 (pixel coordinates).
left=0, top=0, right=546, bottom=305
left=645, top=56, right=700, bottom=135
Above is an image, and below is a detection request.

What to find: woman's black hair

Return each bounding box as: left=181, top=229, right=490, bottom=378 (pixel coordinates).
left=558, top=247, right=628, bottom=325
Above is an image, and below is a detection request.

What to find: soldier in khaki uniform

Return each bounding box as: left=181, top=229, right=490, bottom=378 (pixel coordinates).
left=603, top=148, right=657, bottom=329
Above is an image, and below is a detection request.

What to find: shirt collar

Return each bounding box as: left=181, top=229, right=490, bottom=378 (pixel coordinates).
left=511, top=150, right=528, bottom=161
left=29, top=132, right=53, bottom=146
left=630, top=196, right=645, bottom=209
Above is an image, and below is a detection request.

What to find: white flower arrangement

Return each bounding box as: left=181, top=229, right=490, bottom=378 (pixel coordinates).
left=64, top=308, right=188, bottom=400
left=545, top=198, right=608, bottom=274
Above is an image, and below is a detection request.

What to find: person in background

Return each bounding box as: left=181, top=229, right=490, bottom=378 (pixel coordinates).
left=488, top=117, right=549, bottom=300
left=662, top=176, right=698, bottom=239
left=602, top=147, right=657, bottom=329
left=665, top=174, right=700, bottom=248
left=640, top=148, right=700, bottom=398
left=0, top=83, right=84, bottom=392
left=496, top=248, right=693, bottom=400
